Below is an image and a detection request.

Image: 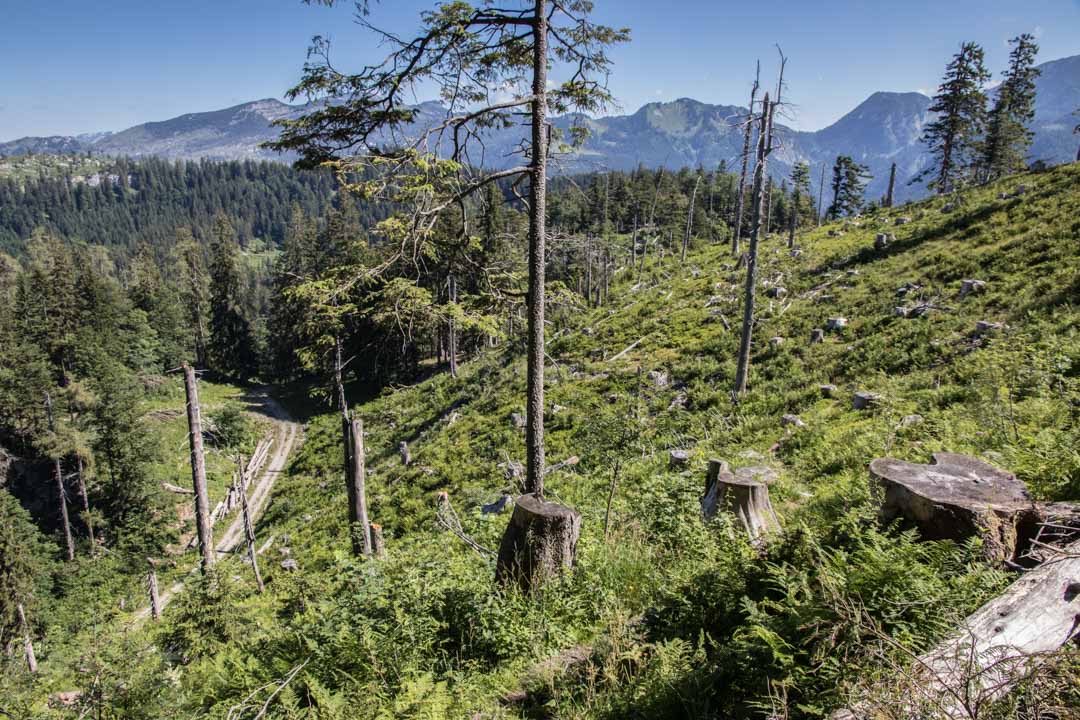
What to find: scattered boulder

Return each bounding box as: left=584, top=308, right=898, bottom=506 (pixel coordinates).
left=853, top=391, right=882, bottom=410
left=781, top=414, right=805, bottom=428
left=819, top=384, right=838, bottom=398
left=899, top=414, right=924, bottom=428
left=765, top=286, right=787, bottom=299
left=669, top=449, right=691, bottom=469
left=510, top=412, right=526, bottom=429
left=874, top=233, right=894, bottom=250
left=280, top=558, right=299, bottom=571
left=810, top=328, right=825, bottom=344
left=769, top=336, right=784, bottom=349
left=869, top=452, right=1038, bottom=564
left=895, top=217, right=912, bottom=226
left=825, top=317, right=848, bottom=331
left=959, top=279, right=986, bottom=297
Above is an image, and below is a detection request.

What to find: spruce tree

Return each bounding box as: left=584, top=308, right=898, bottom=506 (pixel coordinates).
left=982, top=34, right=1040, bottom=180
left=916, top=42, right=991, bottom=193
left=208, top=214, right=256, bottom=380
left=827, top=156, right=870, bottom=219
left=788, top=162, right=811, bottom=248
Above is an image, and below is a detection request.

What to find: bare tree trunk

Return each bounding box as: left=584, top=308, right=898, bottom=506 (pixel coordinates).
left=584, top=234, right=593, bottom=306
left=682, top=175, right=700, bottom=264
left=763, top=177, right=774, bottom=235
left=147, top=560, right=162, bottom=620
left=885, top=162, right=897, bottom=208
left=370, top=522, right=385, bottom=558
left=732, top=61, right=760, bottom=254
left=182, top=362, right=214, bottom=572
left=734, top=95, right=773, bottom=396
left=75, top=455, right=94, bottom=551
left=649, top=167, right=664, bottom=228
left=349, top=418, right=372, bottom=556
left=44, top=392, right=75, bottom=562
left=447, top=272, right=458, bottom=378
left=17, top=603, right=36, bottom=674
left=236, top=457, right=264, bottom=591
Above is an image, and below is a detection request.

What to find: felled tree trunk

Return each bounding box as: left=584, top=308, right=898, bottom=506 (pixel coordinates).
left=17, top=603, right=37, bottom=673
left=496, top=493, right=580, bottom=592
left=701, top=458, right=780, bottom=541
left=834, top=539, right=1080, bottom=720
left=870, top=452, right=1039, bottom=564
left=182, top=363, right=214, bottom=572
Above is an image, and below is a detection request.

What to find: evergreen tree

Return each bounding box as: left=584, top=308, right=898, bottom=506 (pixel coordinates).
left=982, top=34, right=1040, bottom=180
left=827, top=156, right=870, bottom=219
left=788, top=162, right=811, bottom=248
left=208, top=214, right=256, bottom=380
left=916, top=42, right=991, bottom=193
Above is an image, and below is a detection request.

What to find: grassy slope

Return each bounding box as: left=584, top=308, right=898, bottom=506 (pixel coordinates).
left=17, top=164, right=1080, bottom=718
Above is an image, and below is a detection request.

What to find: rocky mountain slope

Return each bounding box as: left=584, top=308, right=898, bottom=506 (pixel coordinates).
left=2, top=55, right=1077, bottom=203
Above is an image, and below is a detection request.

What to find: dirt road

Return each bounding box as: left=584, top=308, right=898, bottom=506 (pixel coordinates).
left=134, top=390, right=300, bottom=621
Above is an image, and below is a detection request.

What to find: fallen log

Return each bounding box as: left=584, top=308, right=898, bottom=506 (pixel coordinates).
left=834, top=540, right=1080, bottom=719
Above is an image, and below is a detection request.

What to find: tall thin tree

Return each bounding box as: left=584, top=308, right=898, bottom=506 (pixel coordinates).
left=732, top=61, right=761, bottom=254
left=981, top=34, right=1040, bottom=181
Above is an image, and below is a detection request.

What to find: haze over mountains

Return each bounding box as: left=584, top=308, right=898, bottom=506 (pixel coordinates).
left=3, top=54, right=1078, bottom=203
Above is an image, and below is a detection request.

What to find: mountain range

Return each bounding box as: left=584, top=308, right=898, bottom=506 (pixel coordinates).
left=3, top=55, right=1078, bottom=203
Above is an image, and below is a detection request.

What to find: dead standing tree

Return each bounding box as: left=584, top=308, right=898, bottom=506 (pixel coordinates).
left=734, top=49, right=786, bottom=396
left=732, top=61, right=761, bottom=255
left=268, top=0, right=628, bottom=591
left=43, top=392, right=75, bottom=562
left=181, top=362, right=214, bottom=573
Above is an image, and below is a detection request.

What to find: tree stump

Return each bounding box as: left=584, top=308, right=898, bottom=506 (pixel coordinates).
left=810, top=328, right=825, bottom=344
left=852, top=391, right=882, bottom=410
left=496, top=493, right=581, bottom=592
left=701, top=459, right=780, bottom=541
left=819, top=383, right=838, bottom=398
left=826, top=317, right=848, bottom=331
left=669, top=449, right=690, bottom=469
left=870, top=453, right=1039, bottom=564
left=369, top=523, right=386, bottom=558
left=398, top=441, right=411, bottom=466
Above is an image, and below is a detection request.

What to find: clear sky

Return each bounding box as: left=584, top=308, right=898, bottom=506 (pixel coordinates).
left=2, top=0, right=1078, bottom=141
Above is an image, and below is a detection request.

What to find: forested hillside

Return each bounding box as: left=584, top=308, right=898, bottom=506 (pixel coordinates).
left=0, top=155, right=340, bottom=255
left=3, top=159, right=1078, bottom=718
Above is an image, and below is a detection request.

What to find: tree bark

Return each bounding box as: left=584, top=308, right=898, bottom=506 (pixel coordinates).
left=17, top=603, right=36, bottom=673
left=701, top=459, right=780, bottom=540
left=732, top=62, right=760, bottom=255
left=369, top=522, right=385, bottom=558
left=349, top=417, right=372, bottom=557
left=147, top=560, right=162, bottom=620
left=75, top=455, right=94, bottom=551
left=496, top=493, right=581, bottom=592
left=885, top=162, right=897, bottom=208
left=870, top=453, right=1039, bottom=564
left=817, top=162, right=826, bottom=227
left=44, top=392, right=75, bottom=562
left=524, top=0, right=548, bottom=497
left=182, top=362, right=214, bottom=572
left=447, top=272, right=458, bottom=378
left=734, top=95, right=772, bottom=395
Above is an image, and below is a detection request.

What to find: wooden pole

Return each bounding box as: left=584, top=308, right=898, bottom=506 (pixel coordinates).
left=349, top=417, right=372, bottom=556
left=236, top=456, right=264, bottom=592
left=182, top=362, right=214, bottom=572
left=17, top=603, right=37, bottom=673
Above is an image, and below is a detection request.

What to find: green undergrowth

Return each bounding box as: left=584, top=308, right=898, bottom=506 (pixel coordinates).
left=10, top=164, right=1080, bottom=718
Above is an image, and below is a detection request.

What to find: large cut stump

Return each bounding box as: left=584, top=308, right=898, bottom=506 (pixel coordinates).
left=496, top=493, right=581, bottom=592
left=870, top=452, right=1038, bottom=563
left=701, top=459, right=779, bottom=541
left=834, top=539, right=1080, bottom=719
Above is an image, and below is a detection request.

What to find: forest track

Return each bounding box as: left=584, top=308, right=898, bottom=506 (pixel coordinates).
left=133, top=390, right=300, bottom=622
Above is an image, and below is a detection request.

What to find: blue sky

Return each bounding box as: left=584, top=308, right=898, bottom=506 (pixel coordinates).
left=1, top=0, right=1078, bottom=141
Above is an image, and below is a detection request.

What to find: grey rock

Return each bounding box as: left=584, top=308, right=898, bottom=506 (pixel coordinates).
left=510, top=412, right=526, bottom=429
left=280, top=558, right=299, bottom=571
left=826, top=317, right=848, bottom=331
left=853, top=392, right=883, bottom=410
left=819, top=384, right=838, bottom=398
left=647, top=370, right=669, bottom=388
left=781, top=414, right=805, bottom=428
left=669, top=449, right=691, bottom=469
left=899, top=414, right=924, bottom=428
left=975, top=320, right=1004, bottom=337
left=959, top=279, right=986, bottom=298
left=895, top=217, right=912, bottom=226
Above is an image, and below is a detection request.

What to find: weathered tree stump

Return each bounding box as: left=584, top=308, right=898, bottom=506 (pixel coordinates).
left=701, top=459, right=780, bottom=541
left=819, top=383, right=838, bottom=398
left=397, top=440, right=411, bottom=466
left=959, top=278, right=986, bottom=297
left=369, top=523, right=386, bottom=558
left=826, top=317, right=848, bottom=331
left=496, top=493, right=581, bottom=592
left=870, top=453, right=1039, bottom=563
left=17, top=603, right=36, bottom=673
left=669, top=449, right=690, bottom=469
left=810, top=328, right=825, bottom=344
left=852, top=391, right=882, bottom=410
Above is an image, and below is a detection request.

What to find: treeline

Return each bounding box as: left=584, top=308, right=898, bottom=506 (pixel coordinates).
left=0, top=156, right=342, bottom=255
